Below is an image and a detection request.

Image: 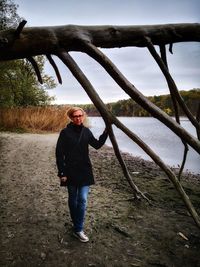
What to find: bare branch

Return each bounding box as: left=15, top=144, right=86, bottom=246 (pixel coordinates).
left=144, top=36, right=200, bottom=130
left=178, top=144, right=189, bottom=180
left=81, top=42, right=200, bottom=154
left=46, top=54, right=62, bottom=84
left=106, top=123, right=151, bottom=202
left=159, top=45, right=168, bottom=68
left=15, top=20, right=27, bottom=38
left=27, top=57, right=43, bottom=84
left=169, top=43, right=173, bottom=54
left=159, top=44, right=180, bottom=122
left=196, top=102, right=200, bottom=140
left=159, top=43, right=189, bottom=178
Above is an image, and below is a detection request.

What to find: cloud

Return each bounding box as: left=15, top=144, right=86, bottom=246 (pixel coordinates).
left=15, top=0, right=200, bottom=103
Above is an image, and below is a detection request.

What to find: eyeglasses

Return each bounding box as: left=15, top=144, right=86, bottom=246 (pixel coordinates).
left=72, top=114, right=83, bottom=118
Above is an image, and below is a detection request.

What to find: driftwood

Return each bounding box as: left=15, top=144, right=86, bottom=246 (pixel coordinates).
left=0, top=21, right=200, bottom=228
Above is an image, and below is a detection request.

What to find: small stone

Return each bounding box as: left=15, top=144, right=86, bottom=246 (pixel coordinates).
left=40, top=252, right=46, bottom=260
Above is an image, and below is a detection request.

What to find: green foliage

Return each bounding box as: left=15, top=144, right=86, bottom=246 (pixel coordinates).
left=81, top=89, right=200, bottom=117
left=0, top=0, right=57, bottom=107
left=0, top=57, right=56, bottom=107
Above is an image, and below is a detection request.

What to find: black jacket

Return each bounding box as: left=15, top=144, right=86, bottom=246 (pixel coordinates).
left=56, top=122, right=108, bottom=186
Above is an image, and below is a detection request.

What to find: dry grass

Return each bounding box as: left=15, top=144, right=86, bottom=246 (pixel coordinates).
left=0, top=106, right=71, bottom=132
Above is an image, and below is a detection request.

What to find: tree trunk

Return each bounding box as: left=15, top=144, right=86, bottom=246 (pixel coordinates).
left=0, top=23, right=200, bottom=60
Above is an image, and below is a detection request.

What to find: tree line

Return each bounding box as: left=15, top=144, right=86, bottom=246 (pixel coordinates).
left=80, top=89, right=200, bottom=117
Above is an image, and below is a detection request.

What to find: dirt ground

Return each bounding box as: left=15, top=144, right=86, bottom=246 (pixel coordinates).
left=0, top=132, right=200, bottom=267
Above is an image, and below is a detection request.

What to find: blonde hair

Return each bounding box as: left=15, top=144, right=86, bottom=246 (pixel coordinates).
left=67, top=107, right=89, bottom=126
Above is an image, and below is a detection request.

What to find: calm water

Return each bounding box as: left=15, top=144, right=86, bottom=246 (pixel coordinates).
left=89, top=117, right=200, bottom=174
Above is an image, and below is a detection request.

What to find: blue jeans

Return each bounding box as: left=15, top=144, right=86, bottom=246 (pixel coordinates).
left=67, top=185, right=89, bottom=232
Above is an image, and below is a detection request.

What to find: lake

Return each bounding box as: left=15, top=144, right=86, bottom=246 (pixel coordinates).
left=88, top=117, right=200, bottom=174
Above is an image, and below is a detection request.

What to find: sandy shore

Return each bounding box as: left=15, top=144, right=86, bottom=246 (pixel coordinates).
left=0, top=132, right=200, bottom=267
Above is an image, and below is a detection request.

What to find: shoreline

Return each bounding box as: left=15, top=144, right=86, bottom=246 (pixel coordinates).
left=94, top=144, right=200, bottom=184
left=89, top=116, right=200, bottom=175
left=0, top=131, right=200, bottom=266
left=103, top=143, right=200, bottom=176
left=1, top=131, right=199, bottom=178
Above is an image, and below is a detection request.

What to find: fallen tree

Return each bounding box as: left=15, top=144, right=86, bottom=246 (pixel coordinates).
left=0, top=21, right=200, bottom=228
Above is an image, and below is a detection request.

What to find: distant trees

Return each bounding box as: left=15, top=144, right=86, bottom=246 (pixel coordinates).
left=149, top=89, right=200, bottom=117
left=82, top=89, right=200, bottom=117
left=0, top=0, right=56, bottom=107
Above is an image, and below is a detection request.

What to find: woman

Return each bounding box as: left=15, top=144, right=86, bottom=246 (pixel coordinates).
left=56, top=107, right=108, bottom=242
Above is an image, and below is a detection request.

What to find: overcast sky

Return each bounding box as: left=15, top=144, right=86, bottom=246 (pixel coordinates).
left=15, top=0, right=200, bottom=104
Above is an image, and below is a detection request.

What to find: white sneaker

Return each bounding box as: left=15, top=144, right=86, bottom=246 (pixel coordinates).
left=73, top=231, right=89, bottom=242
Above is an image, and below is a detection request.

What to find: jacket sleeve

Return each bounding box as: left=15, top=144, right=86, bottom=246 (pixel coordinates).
left=55, top=130, right=66, bottom=177
left=88, top=128, right=108, bottom=149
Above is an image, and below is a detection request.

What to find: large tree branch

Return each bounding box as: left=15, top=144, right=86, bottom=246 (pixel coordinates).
left=82, top=42, right=200, bottom=154
left=0, top=23, right=200, bottom=60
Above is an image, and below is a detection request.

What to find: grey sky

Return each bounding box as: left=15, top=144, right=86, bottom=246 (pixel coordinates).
left=15, top=0, right=200, bottom=104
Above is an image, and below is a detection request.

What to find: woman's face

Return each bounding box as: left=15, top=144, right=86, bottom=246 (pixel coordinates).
left=71, top=110, right=84, bottom=125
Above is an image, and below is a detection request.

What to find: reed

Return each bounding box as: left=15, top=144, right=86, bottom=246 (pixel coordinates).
left=0, top=106, right=71, bottom=132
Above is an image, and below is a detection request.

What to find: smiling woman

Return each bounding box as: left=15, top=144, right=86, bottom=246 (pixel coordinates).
left=67, top=107, right=85, bottom=126
left=55, top=106, right=108, bottom=242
